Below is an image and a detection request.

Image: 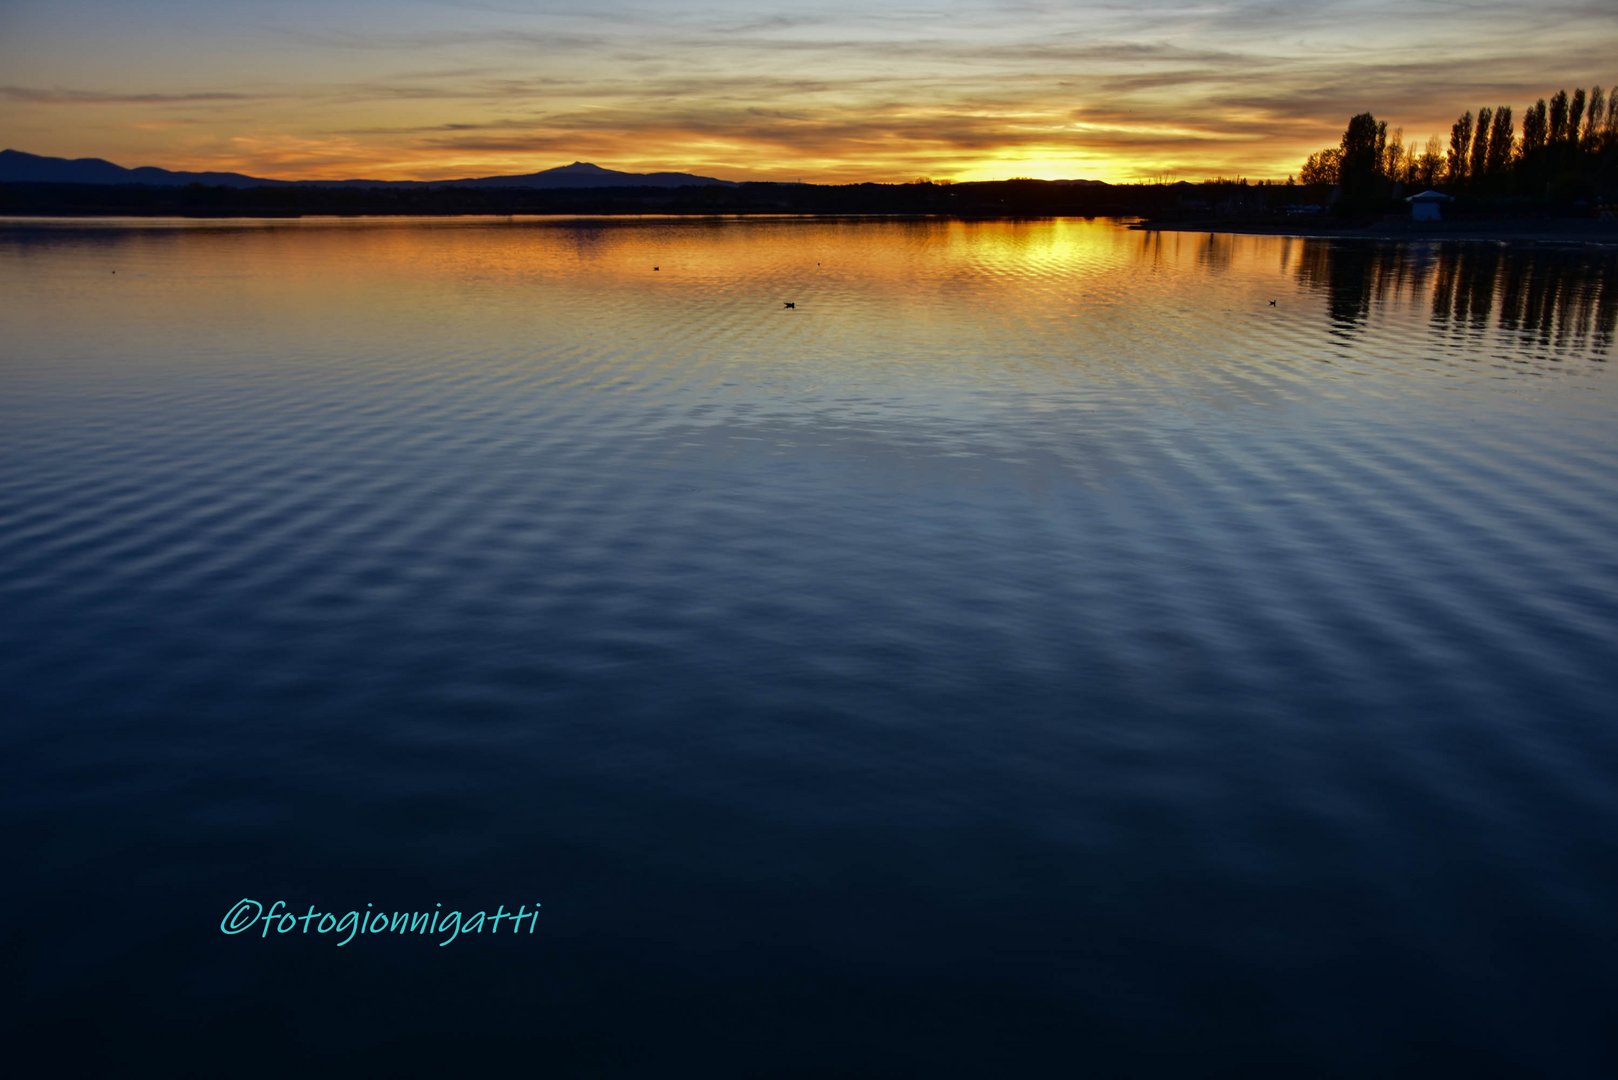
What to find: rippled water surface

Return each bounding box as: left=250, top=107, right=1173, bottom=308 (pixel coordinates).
left=4, top=217, right=1617, bottom=1075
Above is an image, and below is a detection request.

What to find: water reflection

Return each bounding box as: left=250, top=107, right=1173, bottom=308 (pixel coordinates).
left=4, top=217, right=1613, bottom=386
left=4, top=215, right=1618, bottom=1076
left=1196, top=231, right=1236, bottom=273
left=1294, top=237, right=1615, bottom=355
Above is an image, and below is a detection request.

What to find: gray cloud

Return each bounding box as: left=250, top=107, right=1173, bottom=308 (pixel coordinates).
left=3, top=0, right=1614, bottom=181
left=0, top=85, right=253, bottom=105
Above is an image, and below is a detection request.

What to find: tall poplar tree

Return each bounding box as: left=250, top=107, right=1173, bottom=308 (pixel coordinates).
left=1448, top=111, right=1474, bottom=184
left=1521, top=99, right=1548, bottom=155
left=1549, top=90, right=1569, bottom=143
left=1469, top=106, right=1493, bottom=182
left=1485, top=106, right=1515, bottom=176
left=1584, top=86, right=1605, bottom=148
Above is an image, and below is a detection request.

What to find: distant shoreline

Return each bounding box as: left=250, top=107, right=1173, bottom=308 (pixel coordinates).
left=5, top=175, right=1615, bottom=237
left=1131, top=217, right=1618, bottom=246
left=4, top=206, right=1616, bottom=247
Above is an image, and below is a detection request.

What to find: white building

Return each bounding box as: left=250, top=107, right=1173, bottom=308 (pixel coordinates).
left=1405, top=190, right=1454, bottom=222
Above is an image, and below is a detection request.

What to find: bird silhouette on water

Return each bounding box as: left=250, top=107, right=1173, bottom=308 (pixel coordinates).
left=783, top=302, right=796, bottom=309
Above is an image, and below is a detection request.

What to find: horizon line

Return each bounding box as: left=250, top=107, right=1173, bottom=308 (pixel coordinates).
left=1, top=146, right=1304, bottom=188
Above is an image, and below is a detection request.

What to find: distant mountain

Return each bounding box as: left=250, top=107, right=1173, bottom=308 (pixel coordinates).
left=0, top=149, right=285, bottom=188
left=0, top=149, right=734, bottom=189
left=438, top=161, right=734, bottom=189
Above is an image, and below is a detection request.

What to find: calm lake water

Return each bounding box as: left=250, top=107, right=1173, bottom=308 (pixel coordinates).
left=4, top=216, right=1616, bottom=1075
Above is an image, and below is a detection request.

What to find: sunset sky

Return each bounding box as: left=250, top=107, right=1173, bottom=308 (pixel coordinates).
left=2, top=0, right=1613, bottom=184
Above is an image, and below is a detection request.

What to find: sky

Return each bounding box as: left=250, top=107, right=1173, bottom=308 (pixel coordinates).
left=1, top=0, right=1614, bottom=184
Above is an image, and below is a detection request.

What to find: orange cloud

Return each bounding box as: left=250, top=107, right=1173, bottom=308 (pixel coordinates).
left=1, top=1, right=1614, bottom=184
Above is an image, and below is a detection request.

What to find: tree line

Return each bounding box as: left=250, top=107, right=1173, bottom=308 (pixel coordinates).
left=1297, top=84, right=1617, bottom=212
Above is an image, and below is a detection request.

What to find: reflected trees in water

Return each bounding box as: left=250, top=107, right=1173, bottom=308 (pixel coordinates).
left=1294, top=240, right=1615, bottom=357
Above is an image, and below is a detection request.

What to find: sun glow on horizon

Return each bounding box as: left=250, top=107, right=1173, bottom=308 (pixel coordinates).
left=2, top=1, right=1613, bottom=188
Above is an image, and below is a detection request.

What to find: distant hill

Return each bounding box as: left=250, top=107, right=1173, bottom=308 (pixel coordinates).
left=0, top=149, right=734, bottom=189
left=437, top=161, right=735, bottom=189
left=0, top=149, right=285, bottom=188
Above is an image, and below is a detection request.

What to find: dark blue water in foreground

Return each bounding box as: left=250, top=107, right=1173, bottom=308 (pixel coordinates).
left=4, top=218, right=1617, bottom=1075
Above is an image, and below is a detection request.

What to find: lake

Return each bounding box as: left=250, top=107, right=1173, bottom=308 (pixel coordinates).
left=3, top=216, right=1616, bottom=1075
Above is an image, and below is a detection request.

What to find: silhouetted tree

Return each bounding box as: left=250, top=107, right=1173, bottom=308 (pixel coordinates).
left=1295, top=84, right=1612, bottom=212
left=1521, top=99, right=1548, bottom=155
left=1299, top=147, right=1341, bottom=185
left=1338, top=112, right=1389, bottom=214
left=1416, top=135, right=1444, bottom=188
left=1549, top=90, right=1569, bottom=142
left=1485, top=106, right=1515, bottom=177
left=1469, top=106, right=1493, bottom=183
left=1381, top=126, right=1406, bottom=181
left=1448, top=111, right=1473, bottom=185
